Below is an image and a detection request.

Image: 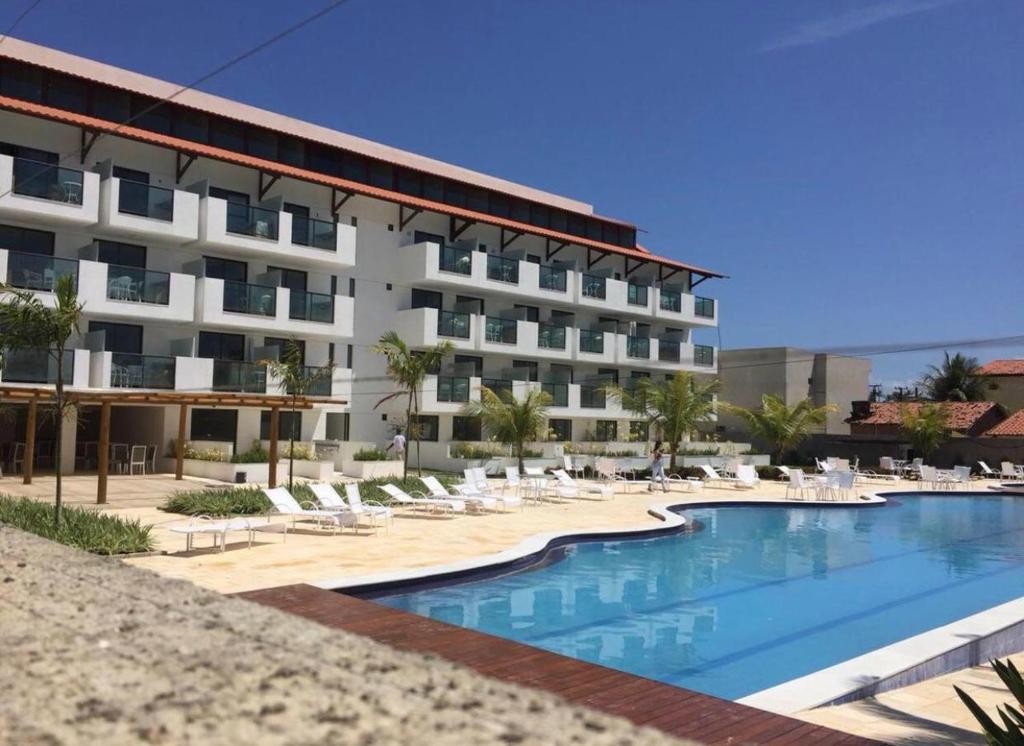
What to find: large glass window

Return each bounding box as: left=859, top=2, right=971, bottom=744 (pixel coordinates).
left=260, top=410, right=301, bottom=440
left=410, top=415, right=439, bottom=442
left=89, top=321, right=142, bottom=354
left=0, top=224, right=54, bottom=255
left=325, top=412, right=350, bottom=441
left=548, top=419, right=571, bottom=442
left=45, top=72, right=87, bottom=113
left=452, top=416, right=481, bottom=442
left=190, top=409, right=237, bottom=443
left=1, top=61, right=42, bottom=102
left=173, top=108, right=208, bottom=141
left=97, top=239, right=146, bottom=269
left=247, top=128, right=278, bottom=161
left=131, top=95, right=171, bottom=134
left=197, top=331, right=245, bottom=361
left=411, top=288, right=442, bottom=310
left=595, top=420, right=617, bottom=442
left=204, top=256, right=248, bottom=283
left=91, top=86, right=130, bottom=122
left=209, top=118, right=246, bottom=151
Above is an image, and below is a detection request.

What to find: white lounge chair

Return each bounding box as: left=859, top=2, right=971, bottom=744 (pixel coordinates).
left=422, top=475, right=503, bottom=512
left=500, top=466, right=523, bottom=496
left=979, top=461, right=1000, bottom=479
left=699, top=463, right=739, bottom=487
left=666, top=472, right=703, bottom=492
left=736, top=464, right=760, bottom=489
left=563, top=454, right=585, bottom=479
left=378, top=483, right=466, bottom=514
left=262, top=487, right=355, bottom=533
left=1002, top=462, right=1019, bottom=479
left=464, top=468, right=522, bottom=509
left=170, top=515, right=282, bottom=552
left=308, top=482, right=392, bottom=533
left=552, top=469, right=614, bottom=499
left=594, top=457, right=646, bottom=492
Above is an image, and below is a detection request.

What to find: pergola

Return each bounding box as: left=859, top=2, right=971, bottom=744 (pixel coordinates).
left=0, top=386, right=345, bottom=504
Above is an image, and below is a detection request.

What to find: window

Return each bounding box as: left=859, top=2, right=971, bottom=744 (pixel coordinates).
left=197, top=331, right=245, bottom=361
left=444, top=182, right=465, bottom=207
left=454, top=355, right=483, bottom=377
left=131, top=95, right=171, bottom=134
left=208, top=186, right=249, bottom=205
left=397, top=169, right=421, bottom=196
left=0, top=224, right=54, bottom=255
left=204, top=256, right=247, bottom=283
left=368, top=161, right=393, bottom=188
left=247, top=128, right=278, bottom=160
left=97, top=240, right=146, bottom=268
left=260, top=410, right=301, bottom=440
left=550, top=364, right=574, bottom=384
left=326, top=412, right=350, bottom=440
left=466, top=187, right=487, bottom=213
left=423, top=175, right=444, bottom=202
left=595, top=420, right=617, bottom=442
left=452, top=416, right=482, bottom=442
left=308, top=144, right=336, bottom=174
left=88, top=321, right=142, bottom=354
left=548, top=419, right=571, bottom=442
left=190, top=409, right=238, bottom=443
left=514, top=304, right=539, bottom=323
left=1, top=61, right=42, bottom=102
left=341, top=153, right=367, bottom=182
left=91, top=86, right=130, bottom=122
left=455, top=295, right=484, bottom=315
left=45, top=72, right=87, bottom=113
left=263, top=337, right=305, bottom=363
left=629, top=421, right=649, bottom=442
left=268, top=266, right=307, bottom=292
left=209, top=117, right=246, bottom=151
left=411, top=288, right=442, bottom=310
left=410, top=414, right=439, bottom=442
left=173, top=108, right=208, bottom=141
left=512, top=360, right=538, bottom=382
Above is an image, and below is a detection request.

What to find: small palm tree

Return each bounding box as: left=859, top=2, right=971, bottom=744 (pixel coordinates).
left=461, top=387, right=551, bottom=472
left=262, top=339, right=333, bottom=490
left=0, top=275, right=84, bottom=528
left=373, top=331, right=454, bottom=477
left=724, top=395, right=835, bottom=465
left=921, top=352, right=986, bottom=402
left=608, top=371, right=719, bottom=471
left=900, top=403, right=948, bottom=459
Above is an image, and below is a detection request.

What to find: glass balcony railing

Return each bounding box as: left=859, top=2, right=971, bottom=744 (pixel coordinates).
left=627, top=336, right=650, bottom=359
left=1, top=348, right=74, bottom=385
left=660, top=288, right=682, bottom=313
left=695, top=296, right=716, bottom=318
left=437, top=310, right=471, bottom=339
left=579, top=329, right=604, bottom=354
left=212, top=360, right=266, bottom=393
left=12, top=157, right=84, bottom=205
left=222, top=280, right=277, bottom=316
left=694, top=344, right=715, bottom=367
left=118, top=180, right=174, bottom=221
left=438, top=245, right=473, bottom=275
left=484, top=316, right=517, bottom=344
left=658, top=340, right=681, bottom=363
left=627, top=283, right=649, bottom=306
left=224, top=201, right=279, bottom=240
left=6, top=252, right=79, bottom=292
left=541, top=382, right=568, bottom=407
left=287, top=366, right=333, bottom=396
left=580, top=384, right=607, bottom=409
left=288, top=289, right=334, bottom=323
left=538, top=265, right=567, bottom=292
left=537, top=323, right=566, bottom=350
left=110, top=352, right=175, bottom=389
left=486, top=254, right=519, bottom=284
left=481, top=377, right=513, bottom=400
left=290, top=215, right=337, bottom=251
left=581, top=273, right=607, bottom=299
left=105, top=264, right=170, bottom=305
left=437, top=375, right=470, bottom=403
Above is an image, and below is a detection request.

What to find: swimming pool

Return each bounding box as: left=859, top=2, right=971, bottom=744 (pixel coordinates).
left=376, top=494, right=1024, bottom=700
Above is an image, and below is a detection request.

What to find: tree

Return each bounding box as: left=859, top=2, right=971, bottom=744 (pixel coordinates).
left=0, top=275, right=84, bottom=528
left=373, top=331, right=454, bottom=477
left=900, top=403, right=948, bottom=459
left=461, top=386, right=551, bottom=472
left=608, top=371, right=719, bottom=471
left=724, top=395, right=836, bottom=465
left=920, top=352, right=986, bottom=402
left=262, top=339, right=333, bottom=490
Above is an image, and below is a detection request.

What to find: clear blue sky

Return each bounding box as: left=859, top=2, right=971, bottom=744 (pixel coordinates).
left=8, top=0, right=1022, bottom=389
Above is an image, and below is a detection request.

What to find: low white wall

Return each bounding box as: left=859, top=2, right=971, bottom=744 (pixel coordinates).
left=340, top=459, right=405, bottom=479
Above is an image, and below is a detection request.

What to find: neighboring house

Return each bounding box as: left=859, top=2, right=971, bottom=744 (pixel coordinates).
left=979, top=360, right=1024, bottom=413
left=712, top=347, right=870, bottom=438
left=986, top=409, right=1024, bottom=437
left=846, top=401, right=1006, bottom=438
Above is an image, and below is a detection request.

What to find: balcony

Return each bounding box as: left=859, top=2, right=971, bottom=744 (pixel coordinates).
left=541, top=382, right=569, bottom=407
left=579, top=384, right=607, bottom=409
left=420, top=374, right=480, bottom=413
left=580, top=273, right=606, bottom=300
left=538, top=265, right=567, bottom=293
left=627, top=283, right=649, bottom=308
left=483, top=316, right=517, bottom=344
left=109, top=353, right=176, bottom=389
left=4, top=251, right=78, bottom=293
left=486, top=255, right=519, bottom=284
left=288, top=290, right=335, bottom=323
left=73, top=259, right=195, bottom=323
left=223, top=280, right=277, bottom=317
left=626, top=336, right=651, bottom=360
left=695, top=296, right=716, bottom=320
left=195, top=277, right=353, bottom=338
left=212, top=359, right=267, bottom=393
left=437, top=375, right=471, bottom=403
left=537, top=323, right=567, bottom=350
left=654, top=287, right=718, bottom=327
left=197, top=195, right=356, bottom=269
left=98, top=177, right=199, bottom=243
left=693, top=344, right=716, bottom=368
left=481, top=377, right=514, bottom=400
left=394, top=307, right=477, bottom=352
left=438, top=309, right=472, bottom=339
left=658, top=339, right=681, bottom=363
left=0, top=155, right=99, bottom=225
left=1, top=347, right=89, bottom=387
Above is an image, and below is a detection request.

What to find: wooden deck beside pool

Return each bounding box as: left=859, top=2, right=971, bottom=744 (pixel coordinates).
left=238, top=584, right=882, bottom=745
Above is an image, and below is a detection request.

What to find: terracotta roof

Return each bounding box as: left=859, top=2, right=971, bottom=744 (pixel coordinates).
left=0, top=96, right=724, bottom=280
left=850, top=401, right=1001, bottom=431
left=986, top=409, right=1024, bottom=437
left=979, top=360, right=1024, bottom=376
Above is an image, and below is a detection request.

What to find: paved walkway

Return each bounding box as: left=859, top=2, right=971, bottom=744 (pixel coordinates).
left=0, top=472, right=232, bottom=508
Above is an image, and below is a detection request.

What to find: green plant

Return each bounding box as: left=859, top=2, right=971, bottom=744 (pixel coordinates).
left=449, top=443, right=505, bottom=459
left=282, top=442, right=314, bottom=461
left=373, top=330, right=455, bottom=478
left=262, top=339, right=334, bottom=489
left=353, top=447, right=390, bottom=461
left=955, top=658, right=1024, bottom=745
left=608, top=371, right=720, bottom=470
left=921, top=352, right=987, bottom=402
left=900, top=403, right=949, bottom=459
left=0, top=496, right=154, bottom=554
left=723, top=395, right=836, bottom=465
left=230, top=440, right=269, bottom=464
left=0, top=275, right=84, bottom=528
left=183, top=444, right=228, bottom=462
left=461, top=387, right=552, bottom=471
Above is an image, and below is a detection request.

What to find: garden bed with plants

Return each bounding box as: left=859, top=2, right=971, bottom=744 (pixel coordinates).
left=179, top=441, right=335, bottom=483
left=0, top=496, right=154, bottom=555
left=340, top=447, right=404, bottom=479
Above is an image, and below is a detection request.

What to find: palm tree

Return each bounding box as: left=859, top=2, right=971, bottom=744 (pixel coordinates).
left=608, top=371, right=719, bottom=471
left=900, top=403, right=948, bottom=459
left=461, top=386, right=551, bottom=472
left=920, top=352, right=986, bottom=402
left=724, top=395, right=835, bottom=465
left=373, top=331, right=454, bottom=477
left=0, top=275, right=84, bottom=528
left=262, top=338, right=333, bottom=490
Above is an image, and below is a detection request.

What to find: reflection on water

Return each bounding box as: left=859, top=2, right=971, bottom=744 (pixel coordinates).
left=380, top=496, right=1024, bottom=699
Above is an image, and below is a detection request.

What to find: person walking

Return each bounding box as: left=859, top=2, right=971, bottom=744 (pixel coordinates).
left=649, top=440, right=668, bottom=493
left=386, top=428, right=406, bottom=460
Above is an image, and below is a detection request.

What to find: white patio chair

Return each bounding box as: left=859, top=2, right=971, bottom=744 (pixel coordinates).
left=786, top=469, right=812, bottom=500
left=308, top=482, right=391, bottom=533
left=145, top=444, right=158, bottom=474
left=422, top=475, right=499, bottom=512
left=11, top=443, right=24, bottom=474
left=128, top=444, right=147, bottom=475
left=378, top=483, right=466, bottom=514
left=552, top=469, right=614, bottom=499
left=951, top=465, right=972, bottom=489
left=1002, top=462, right=1018, bottom=479
left=563, top=454, right=585, bottom=479
left=459, top=469, right=522, bottom=510
left=501, top=466, right=523, bottom=496
left=736, top=464, right=760, bottom=489
left=262, top=487, right=355, bottom=533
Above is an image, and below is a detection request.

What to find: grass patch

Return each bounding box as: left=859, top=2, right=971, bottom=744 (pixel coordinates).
left=0, top=496, right=155, bottom=555
left=162, top=474, right=464, bottom=516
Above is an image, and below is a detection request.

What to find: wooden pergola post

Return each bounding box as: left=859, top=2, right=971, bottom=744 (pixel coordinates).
left=175, top=403, right=187, bottom=480
left=96, top=401, right=111, bottom=504
left=22, top=399, right=37, bottom=485
left=268, top=407, right=280, bottom=488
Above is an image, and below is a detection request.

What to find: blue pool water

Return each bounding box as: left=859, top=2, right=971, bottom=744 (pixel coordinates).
left=377, top=494, right=1024, bottom=700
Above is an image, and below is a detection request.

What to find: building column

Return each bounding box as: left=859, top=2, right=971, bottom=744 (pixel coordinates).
left=96, top=402, right=111, bottom=505
left=23, top=399, right=37, bottom=485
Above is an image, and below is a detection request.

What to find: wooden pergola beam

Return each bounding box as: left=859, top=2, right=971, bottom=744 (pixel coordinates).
left=0, top=386, right=342, bottom=410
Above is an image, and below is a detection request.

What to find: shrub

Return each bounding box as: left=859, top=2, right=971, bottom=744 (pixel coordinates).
left=0, top=496, right=154, bottom=555
left=353, top=447, right=390, bottom=461
left=283, top=442, right=315, bottom=461
left=230, top=440, right=269, bottom=464
left=183, top=443, right=228, bottom=462
left=449, top=443, right=503, bottom=459
left=756, top=465, right=783, bottom=481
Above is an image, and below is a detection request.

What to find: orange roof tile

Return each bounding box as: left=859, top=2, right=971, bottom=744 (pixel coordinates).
left=979, top=360, right=1024, bottom=376
left=986, top=409, right=1024, bottom=437
left=850, top=401, right=1001, bottom=431
left=0, top=96, right=725, bottom=280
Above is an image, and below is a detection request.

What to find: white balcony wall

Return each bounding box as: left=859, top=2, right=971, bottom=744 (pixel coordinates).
left=77, top=260, right=195, bottom=323
left=98, top=177, right=199, bottom=243
left=175, top=356, right=214, bottom=391
left=653, top=290, right=718, bottom=328
left=393, top=307, right=477, bottom=352
left=0, top=154, right=99, bottom=226
left=194, top=278, right=351, bottom=339
left=575, top=331, right=616, bottom=365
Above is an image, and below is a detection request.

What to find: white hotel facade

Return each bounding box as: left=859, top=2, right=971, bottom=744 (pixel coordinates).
left=0, top=39, right=722, bottom=472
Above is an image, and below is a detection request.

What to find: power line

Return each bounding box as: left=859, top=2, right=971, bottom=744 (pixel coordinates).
left=0, top=0, right=44, bottom=45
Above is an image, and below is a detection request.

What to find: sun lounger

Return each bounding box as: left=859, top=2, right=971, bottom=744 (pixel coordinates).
left=552, top=469, right=614, bottom=499
left=307, top=482, right=393, bottom=533
left=262, top=487, right=356, bottom=534
left=378, top=483, right=466, bottom=513
left=979, top=461, right=1000, bottom=478
left=594, top=458, right=647, bottom=492
left=170, top=515, right=285, bottom=552
left=421, top=475, right=503, bottom=511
